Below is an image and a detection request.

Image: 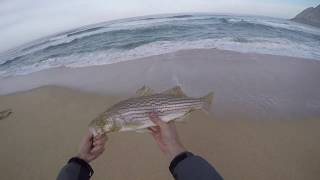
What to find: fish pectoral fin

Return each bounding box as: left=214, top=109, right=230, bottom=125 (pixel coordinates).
left=174, top=117, right=186, bottom=123
left=135, top=85, right=154, bottom=96
left=124, top=120, right=145, bottom=129
left=174, top=110, right=193, bottom=123
left=161, top=86, right=187, bottom=97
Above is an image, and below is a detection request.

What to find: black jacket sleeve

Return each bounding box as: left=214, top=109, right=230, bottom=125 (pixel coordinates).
left=56, top=157, right=94, bottom=180
left=169, top=152, right=223, bottom=180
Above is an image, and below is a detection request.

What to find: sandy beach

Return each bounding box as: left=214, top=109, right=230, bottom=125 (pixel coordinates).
left=1, top=49, right=320, bottom=179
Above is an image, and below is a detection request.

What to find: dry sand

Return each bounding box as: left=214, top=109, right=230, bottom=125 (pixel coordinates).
left=0, top=86, right=319, bottom=180
left=0, top=49, right=320, bottom=180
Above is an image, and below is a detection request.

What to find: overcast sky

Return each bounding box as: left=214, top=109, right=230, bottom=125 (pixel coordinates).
left=0, top=0, right=318, bottom=53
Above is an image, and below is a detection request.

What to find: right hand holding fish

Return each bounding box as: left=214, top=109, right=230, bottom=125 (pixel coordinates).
left=148, top=112, right=186, bottom=161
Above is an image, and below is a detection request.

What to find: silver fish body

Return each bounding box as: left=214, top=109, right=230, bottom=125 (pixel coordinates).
left=89, top=86, right=213, bottom=135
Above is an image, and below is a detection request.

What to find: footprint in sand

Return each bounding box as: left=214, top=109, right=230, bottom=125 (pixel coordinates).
left=0, top=109, right=12, bottom=120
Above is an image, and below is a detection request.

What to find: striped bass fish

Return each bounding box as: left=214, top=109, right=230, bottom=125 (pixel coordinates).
left=89, top=86, right=213, bottom=136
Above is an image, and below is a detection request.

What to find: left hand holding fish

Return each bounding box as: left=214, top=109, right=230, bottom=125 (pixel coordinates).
left=77, top=131, right=108, bottom=163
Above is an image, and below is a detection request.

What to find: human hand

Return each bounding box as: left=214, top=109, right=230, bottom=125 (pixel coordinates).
left=77, top=131, right=107, bottom=163
left=148, top=112, right=186, bottom=161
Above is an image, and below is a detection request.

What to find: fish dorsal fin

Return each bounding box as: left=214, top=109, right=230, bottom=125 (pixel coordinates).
left=136, top=85, right=154, bottom=96
left=161, top=86, right=187, bottom=97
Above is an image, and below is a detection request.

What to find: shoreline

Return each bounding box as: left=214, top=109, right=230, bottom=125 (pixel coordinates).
left=1, top=48, right=320, bottom=83
left=1, top=48, right=320, bottom=95
left=1, top=48, right=320, bottom=121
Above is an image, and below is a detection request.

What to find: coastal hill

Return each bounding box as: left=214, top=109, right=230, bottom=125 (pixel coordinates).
left=291, top=4, right=320, bottom=28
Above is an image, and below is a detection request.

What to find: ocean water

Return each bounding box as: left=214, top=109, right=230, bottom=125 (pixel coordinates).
left=1, top=14, right=320, bottom=77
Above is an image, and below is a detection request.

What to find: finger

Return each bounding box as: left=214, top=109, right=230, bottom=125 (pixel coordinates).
left=94, top=138, right=107, bottom=146
left=94, top=135, right=107, bottom=146
left=94, top=133, right=106, bottom=140
left=149, top=128, right=161, bottom=138
left=154, top=126, right=161, bottom=132
left=93, top=139, right=105, bottom=146
left=148, top=112, right=166, bottom=127
left=94, top=135, right=108, bottom=146
left=84, top=131, right=94, bottom=141
left=92, top=147, right=105, bottom=156
left=148, top=129, right=156, bottom=135
left=149, top=130, right=158, bottom=138
left=148, top=126, right=159, bottom=133
left=81, top=131, right=94, bottom=147
left=151, top=133, right=162, bottom=144
left=90, top=145, right=105, bottom=154
left=150, top=131, right=158, bottom=139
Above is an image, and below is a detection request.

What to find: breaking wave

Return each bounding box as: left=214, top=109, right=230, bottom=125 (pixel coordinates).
left=1, top=14, right=320, bottom=77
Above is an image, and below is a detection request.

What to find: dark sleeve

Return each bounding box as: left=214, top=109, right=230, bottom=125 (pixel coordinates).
left=169, top=152, right=223, bottom=180
left=56, top=157, right=94, bottom=180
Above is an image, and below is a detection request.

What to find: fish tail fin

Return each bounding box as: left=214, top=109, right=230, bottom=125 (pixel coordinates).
left=201, top=92, right=214, bottom=113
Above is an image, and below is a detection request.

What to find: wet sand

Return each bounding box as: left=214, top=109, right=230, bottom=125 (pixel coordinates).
left=0, top=49, right=320, bottom=179
left=0, top=86, right=319, bottom=180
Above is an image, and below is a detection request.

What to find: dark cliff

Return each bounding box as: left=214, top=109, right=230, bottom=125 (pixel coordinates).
left=291, top=4, right=320, bottom=28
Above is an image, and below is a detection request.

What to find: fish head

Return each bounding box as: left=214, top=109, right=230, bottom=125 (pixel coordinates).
left=88, top=114, right=115, bottom=136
